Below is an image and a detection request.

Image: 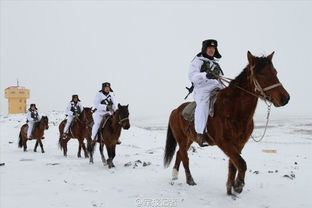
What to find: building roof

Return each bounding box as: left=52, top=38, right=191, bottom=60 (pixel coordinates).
left=5, top=86, right=28, bottom=90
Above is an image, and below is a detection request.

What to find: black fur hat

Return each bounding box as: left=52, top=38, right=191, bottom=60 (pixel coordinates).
left=198, top=39, right=222, bottom=59
left=71, top=94, right=80, bottom=102
left=29, top=103, right=37, bottom=110
left=101, top=82, right=113, bottom=92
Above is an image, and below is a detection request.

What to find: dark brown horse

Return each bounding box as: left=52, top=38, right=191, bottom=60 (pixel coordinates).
left=58, top=107, right=93, bottom=158
left=164, top=51, right=290, bottom=195
left=18, top=116, right=49, bottom=153
left=88, top=104, right=130, bottom=168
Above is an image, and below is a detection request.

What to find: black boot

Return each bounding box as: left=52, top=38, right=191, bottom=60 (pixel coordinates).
left=196, top=133, right=209, bottom=147
left=62, top=133, right=68, bottom=140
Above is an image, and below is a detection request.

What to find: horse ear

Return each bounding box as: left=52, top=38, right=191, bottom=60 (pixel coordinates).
left=126, top=104, right=129, bottom=108
left=267, top=51, right=275, bottom=61
left=118, top=103, right=121, bottom=109
left=247, top=51, right=255, bottom=65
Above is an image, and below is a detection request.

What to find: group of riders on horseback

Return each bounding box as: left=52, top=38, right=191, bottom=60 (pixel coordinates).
left=26, top=82, right=121, bottom=144
left=25, top=39, right=224, bottom=148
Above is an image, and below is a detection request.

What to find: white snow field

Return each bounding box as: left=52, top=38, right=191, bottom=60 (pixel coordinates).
left=0, top=112, right=311, bottom=208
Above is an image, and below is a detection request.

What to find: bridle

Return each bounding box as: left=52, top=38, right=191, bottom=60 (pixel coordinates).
left=249, top=65, right=282, bottom=103
left=118, top=115, right=129, bottom=125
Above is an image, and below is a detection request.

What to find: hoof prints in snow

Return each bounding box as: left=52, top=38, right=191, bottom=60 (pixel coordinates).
left=124, top=160, right=151, bottom=168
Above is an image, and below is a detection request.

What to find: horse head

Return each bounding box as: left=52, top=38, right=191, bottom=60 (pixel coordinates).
left=41, top=116, right=49, bottom=130
left=247, top=51, right=290, bottom=107
left=81, top=107, right=93, bottom=124
left=116, top=103, right=130, bottom=130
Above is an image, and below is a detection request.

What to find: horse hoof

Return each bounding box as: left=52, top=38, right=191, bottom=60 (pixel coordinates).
left=42, top=151, right=45, bottom=153
left=187, top=180, right=197, bottom=186
left=227, top=188, right=232, bottom=195
left=234, top=187, right=243, bottom=194
left=34, top=150, right=37, bottom=152
left=234, top=181, right=244, bottom=194
left=108, top=163, right=115, bottom=169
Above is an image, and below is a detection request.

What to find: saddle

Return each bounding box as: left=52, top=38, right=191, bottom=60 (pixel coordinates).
left=182, top=88, right=220, bottom=121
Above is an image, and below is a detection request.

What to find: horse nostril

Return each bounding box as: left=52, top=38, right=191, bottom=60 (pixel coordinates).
left=280, top=95, right=289, bottom=106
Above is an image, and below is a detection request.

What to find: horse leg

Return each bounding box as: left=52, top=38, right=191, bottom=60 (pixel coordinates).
left=106, top=145, right=116, bottom=168
left=226, top=160, right=237, bottom=195
left=179, top=147, right=196, bottom=185
left=23, top=138, right=27, bottom=152
left=77, top=141, right=82, bottom=158
left=63, top=139, right=69, bottom=157
left=99, top=142, right=106, bottom=165
left=172, top=150, right=181, bottom=180
left=81, top=140, right=89, bottom=158
left=221, top=146, right=247, bottom=194
left=88, top=140, right=95, bottom=164
left=39, top=139, right=45, bottom=153
left=34, top=140, right=39, bottom=152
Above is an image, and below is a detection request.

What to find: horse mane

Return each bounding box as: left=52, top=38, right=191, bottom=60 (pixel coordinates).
left=229, top=56, right=272, bottom=87
left=230, top=67, right=248, bottom=86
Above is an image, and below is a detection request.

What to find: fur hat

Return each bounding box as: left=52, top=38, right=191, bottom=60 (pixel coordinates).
left=29, top=103, right=37, bottom=110
left=101, top=82, right=113, bottom=92
left=199, top=39, right=222, bottom=59
left=71, top=94, right=80, bottom=102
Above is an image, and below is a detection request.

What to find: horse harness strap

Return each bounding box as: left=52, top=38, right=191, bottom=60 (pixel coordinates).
left=249, top=65, right=282, bottom=102
left=118, top=116, right=129, bottom=125
left=262, top=83, right=282, bottom=91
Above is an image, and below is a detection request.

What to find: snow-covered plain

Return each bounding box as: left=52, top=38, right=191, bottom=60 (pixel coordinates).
left=0, top=112, right=311, bottom=208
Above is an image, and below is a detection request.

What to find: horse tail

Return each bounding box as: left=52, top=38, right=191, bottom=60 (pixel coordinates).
left=58, top=134, right=63, bottom=150
left=18, top=131, right=23, bottom=148
left=164, top=124, right=177, bottom=168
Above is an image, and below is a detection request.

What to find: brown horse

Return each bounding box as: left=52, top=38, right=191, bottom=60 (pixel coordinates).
left=58, top=107, right=93, bottom=158
left=88, top=104, right=130, bottom=168
left=164, top=51, right=290, bottom=195
left=18, top=116, right=49, bottom=153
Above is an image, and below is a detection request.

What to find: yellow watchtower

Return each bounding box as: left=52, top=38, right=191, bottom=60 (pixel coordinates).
left=4, top=83, right=30, bottom=114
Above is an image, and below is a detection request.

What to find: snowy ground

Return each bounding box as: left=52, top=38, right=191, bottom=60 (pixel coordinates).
left=0, top=112, right=311, bottom=208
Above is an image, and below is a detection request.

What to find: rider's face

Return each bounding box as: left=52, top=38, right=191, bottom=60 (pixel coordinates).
left=31, top=106, right=36, bottom=110
left=104, top=87, right=110, bottom=93
left=206, top=47, right=216, bottom=57
left=73, top=97, right=78, bottom=102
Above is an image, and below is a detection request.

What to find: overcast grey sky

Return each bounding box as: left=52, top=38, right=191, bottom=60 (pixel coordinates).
left=1, top=0, right=312, bottom=120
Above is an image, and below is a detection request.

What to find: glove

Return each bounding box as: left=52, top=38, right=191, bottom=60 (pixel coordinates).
left=206, top=71, right=215, bottom=79
left=213, top=64, right=222, bottom=76
left=70, top=107, right=75, bottom=112
left=106, top=104, right=113, bottom=112
left=100, top=100, right=106, bottom=104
